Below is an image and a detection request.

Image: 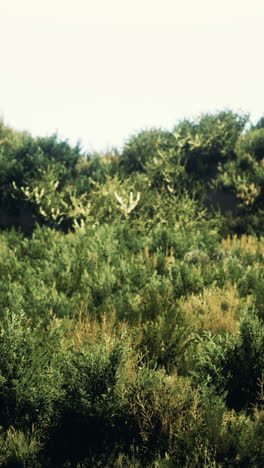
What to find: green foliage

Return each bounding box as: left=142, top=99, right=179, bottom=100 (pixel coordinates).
left=0, top=425, right=42, bottom=468
left=0, top=112, right=264, bottom=465
left=194, top=316, right=264, bottom=411
left=0, top=309, right=64, bottom=429
left=46, top=339, right=130, bottom=465
left=253, top=115, right=264, bottom=130
left=236, top=128, right=264, bottom=161
left=173, top=110, right=248, bottom=180
left=215, top=126, right=264, bottom=236
left=120, top=128, right=175, bottom=173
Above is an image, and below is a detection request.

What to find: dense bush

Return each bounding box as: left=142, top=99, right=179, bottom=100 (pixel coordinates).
left=0, top=112, right=264, bottom=466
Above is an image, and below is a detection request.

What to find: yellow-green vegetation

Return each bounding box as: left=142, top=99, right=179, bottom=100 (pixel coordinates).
left=0, top=111, right=264, bottom=466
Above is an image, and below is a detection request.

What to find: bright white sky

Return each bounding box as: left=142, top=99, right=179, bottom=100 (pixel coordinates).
left=0, top=0, right=263, bottom=152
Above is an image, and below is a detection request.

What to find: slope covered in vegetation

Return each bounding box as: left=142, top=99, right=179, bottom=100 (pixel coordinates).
left=0, top=111, right=264, bottom=466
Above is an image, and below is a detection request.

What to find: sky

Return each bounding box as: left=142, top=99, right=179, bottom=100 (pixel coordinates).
left=0, top=0, right=263, bottom=153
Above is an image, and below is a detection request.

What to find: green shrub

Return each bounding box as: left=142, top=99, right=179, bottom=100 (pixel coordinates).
left=120, top=128, right=175, bottom=173
left=45, top=338, right=132, bottom=466
left=0, top=425, right=42, bottom=468
left=194, top=316, right=264, bottom=411
left=0, top=309, right=64, bottom=429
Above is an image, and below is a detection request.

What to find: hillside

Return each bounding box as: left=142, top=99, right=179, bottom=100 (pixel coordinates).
left=0, top=111, right=264, bottom=467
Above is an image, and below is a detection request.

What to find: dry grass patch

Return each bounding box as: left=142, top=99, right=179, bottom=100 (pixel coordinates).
left=222, top=234, right=264, bottom=256
left=181, top=284, right=242, bottom=334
